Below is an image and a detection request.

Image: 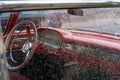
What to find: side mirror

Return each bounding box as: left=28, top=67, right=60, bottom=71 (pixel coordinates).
left=68, top=9, right=84, bottom=16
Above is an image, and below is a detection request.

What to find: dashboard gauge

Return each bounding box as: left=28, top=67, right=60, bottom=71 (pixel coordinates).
left=38, top=29, right=62, bottom=49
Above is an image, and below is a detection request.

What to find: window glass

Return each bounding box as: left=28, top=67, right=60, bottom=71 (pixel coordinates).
left=18, top=10, right=64, bottom=29
left=3, top=7, right=120, bottom=80
left=64, top=8, right=120, bottom=36
left=0, top=12, right=10, bottom=34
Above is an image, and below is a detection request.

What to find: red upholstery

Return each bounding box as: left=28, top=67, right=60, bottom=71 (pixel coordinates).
left=9, top=72, right=30, bottom=80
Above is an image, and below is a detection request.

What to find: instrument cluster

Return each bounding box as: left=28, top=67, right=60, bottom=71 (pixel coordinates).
left=38, top=29, right=62, bottom=49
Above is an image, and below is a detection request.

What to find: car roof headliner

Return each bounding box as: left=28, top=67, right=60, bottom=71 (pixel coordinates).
left=0, top=1, right=120, bottom=12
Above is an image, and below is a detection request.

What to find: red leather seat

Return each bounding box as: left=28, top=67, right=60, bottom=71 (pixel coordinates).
left=9, top=72, right=30, bottom=80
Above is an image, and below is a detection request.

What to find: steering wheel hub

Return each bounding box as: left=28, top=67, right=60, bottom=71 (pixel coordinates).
left=22, top=42, right=32, bottom=53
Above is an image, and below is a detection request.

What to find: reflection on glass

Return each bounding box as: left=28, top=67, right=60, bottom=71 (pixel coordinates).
left=0, top=19, right=9, bottom=80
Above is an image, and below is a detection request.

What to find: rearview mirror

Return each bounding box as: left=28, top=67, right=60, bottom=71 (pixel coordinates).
left=68, top=9, right=83, bottom=16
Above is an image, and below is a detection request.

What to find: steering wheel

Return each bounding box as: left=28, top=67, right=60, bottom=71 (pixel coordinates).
left=5, top=20, right=38, bottom=70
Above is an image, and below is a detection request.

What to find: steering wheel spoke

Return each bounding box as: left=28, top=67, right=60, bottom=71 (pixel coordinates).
left=14, top=40, right=26, bottom=47
left=26, top=26, right=32, bottom=42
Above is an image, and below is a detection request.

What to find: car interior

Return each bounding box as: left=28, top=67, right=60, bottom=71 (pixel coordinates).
left=1, top=1, right=120, bottom=80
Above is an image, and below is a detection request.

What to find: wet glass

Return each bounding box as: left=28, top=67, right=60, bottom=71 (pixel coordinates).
left=3, top=7, right=120, bottom=80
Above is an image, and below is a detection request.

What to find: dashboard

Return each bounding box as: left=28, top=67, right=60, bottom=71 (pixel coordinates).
left=38, top=29, right=62, bottom=49
left=37, top=28, right=120, bottom=79
left=37, top=28, right=120, bottom=64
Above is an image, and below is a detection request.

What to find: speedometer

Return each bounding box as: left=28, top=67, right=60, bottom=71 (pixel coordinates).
left=38, top=29, right=62, bottom=49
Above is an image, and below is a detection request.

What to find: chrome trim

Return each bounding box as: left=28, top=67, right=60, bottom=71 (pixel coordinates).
left=0, top=1, right=120, bottom=12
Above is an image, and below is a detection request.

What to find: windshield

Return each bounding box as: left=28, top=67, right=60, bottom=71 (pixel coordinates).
left=62, top=8, right=120, bottom=36
left=2, top=8, right=120, bottom=36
